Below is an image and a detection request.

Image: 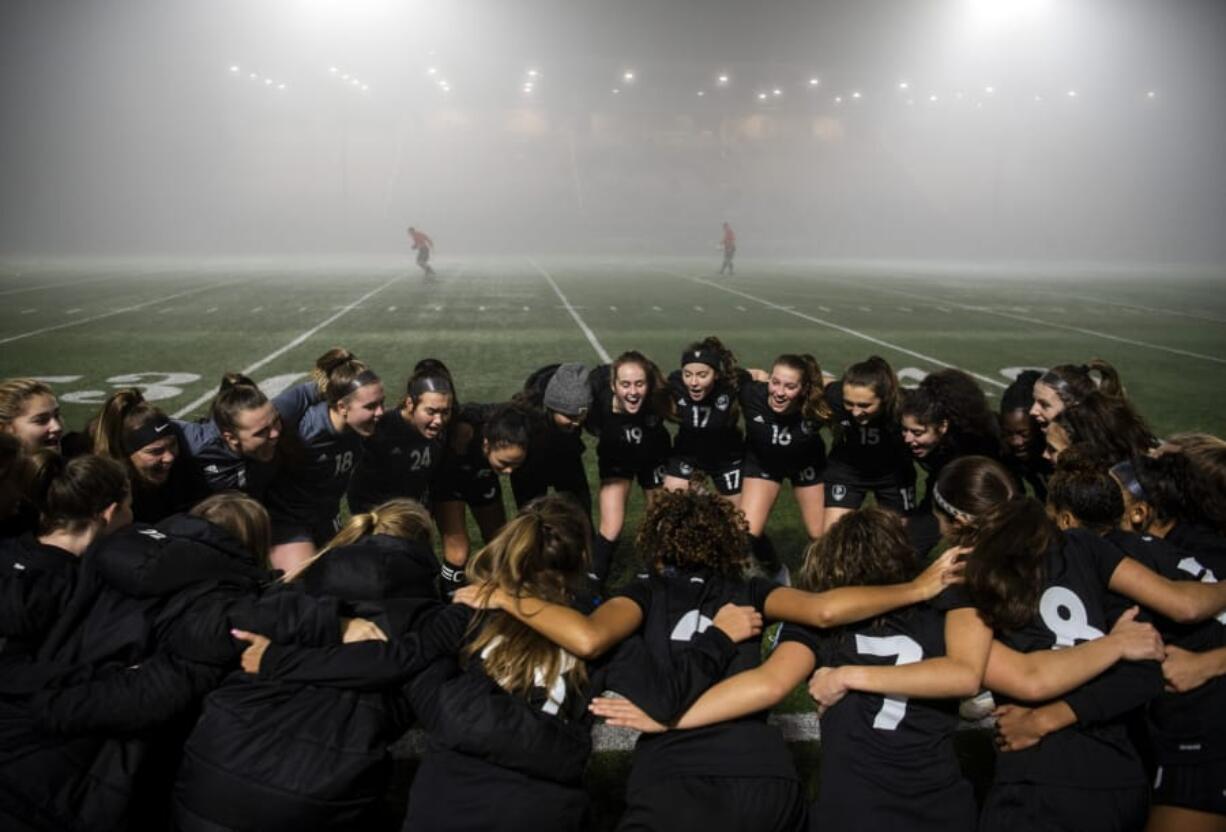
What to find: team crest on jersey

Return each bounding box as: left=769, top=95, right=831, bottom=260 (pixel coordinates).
left=715, top=393, right=730, bottom=411
left=831, top=484, right=847, bottom=502
left=391, top=447, right=403, bottom=455
left=316, top=453, right=329, bottom=463
left=801, top=420, right=815, bottom=435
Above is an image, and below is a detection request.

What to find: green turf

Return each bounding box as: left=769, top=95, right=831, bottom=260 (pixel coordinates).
left=1, top=255, right=1221, bottom=821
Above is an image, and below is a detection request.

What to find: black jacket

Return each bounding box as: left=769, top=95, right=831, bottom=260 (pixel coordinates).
left=173, top=534, right=444, bottom=832
left=0, top=514, right=341, bottom=832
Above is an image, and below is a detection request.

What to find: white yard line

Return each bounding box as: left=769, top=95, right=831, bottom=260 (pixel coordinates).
left=659, top=271, right=1008, bottom=388
left=0, top=284, right=224, bottom=346
left=528, top=258, right=612, bottom=363
left=171, top=277, right=401, bottom=418
left=1062, top=293, right=1226, bottom=326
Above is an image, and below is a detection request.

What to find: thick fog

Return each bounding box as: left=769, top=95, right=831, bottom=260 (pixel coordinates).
left=1, top=0, right=1223, bottom=263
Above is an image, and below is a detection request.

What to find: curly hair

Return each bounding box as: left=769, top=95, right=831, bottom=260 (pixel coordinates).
left=635, top=488, right=750, bottom=578
left=900, top=368, right=1001, bottom=457
left=797, top=507, right=917, bottom=593
left=1047, top=446, right=1124, bottom=534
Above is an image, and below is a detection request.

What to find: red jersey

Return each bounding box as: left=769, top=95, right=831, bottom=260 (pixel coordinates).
left=409, top=229, right=433, bottom=250
left=722, top=226, right=736, bottom=249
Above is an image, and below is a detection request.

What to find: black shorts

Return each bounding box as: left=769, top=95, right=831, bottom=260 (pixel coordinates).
left=742, top=451, right=824, bottom=488
left=619, top=775, right=806, bottom=832
left=1153, top=759, right=1226, bottom=815
left=435, top=462, right=502, bottom=508
left=824, top=473, right=918, bottom=514
left=269, top=512, right=340, bottom=547
left=597, top=431, right=669, bottom=490
left=665, top=455, right=744, bottom=496
left=978, top=781, right=1149, bottom=832
left=815, top=772, right=976, bottom=832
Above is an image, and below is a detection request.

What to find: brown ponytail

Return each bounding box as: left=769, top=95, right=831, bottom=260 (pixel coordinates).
left=284, top=498, right=434, bottom=581
left=210, top=373, right=269, bottom=435
left=313, top=348, right=379, bottom=408
left=935, top=455, right=1053, bottom=631
left=190, top=492, right=271, bottom=567
left=29, top=452, right=130, bottom=534
left=92, top=388, right=170, bottom=468
left=843, top=356, right=901, bottom=423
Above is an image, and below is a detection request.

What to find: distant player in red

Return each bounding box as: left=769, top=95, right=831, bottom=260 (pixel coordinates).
left=719, top=222, right=736, bottom=276
left=407, top=226, right=436, bottom=277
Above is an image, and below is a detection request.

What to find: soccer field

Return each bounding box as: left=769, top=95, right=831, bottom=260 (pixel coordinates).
left=3, top=254, right=1224, bottom=824
left=4, top=253, right=1224, bottom=581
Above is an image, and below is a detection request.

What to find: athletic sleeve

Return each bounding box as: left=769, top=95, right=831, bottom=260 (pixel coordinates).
left=272, top=381, right=322, bottom=426
left=1068, top=529, right=1127, bottom=587
left=612, top=575, right=653, bottom=613
left=1063, top=658, right=1164, bottom=726
left=774, top=622, right=822, bottom=661
left=747, top=577, right=782, bottom=613
left=930, top=584, right=975, bottom=612
left=0, top=563, right=75, bottom=646
left=33, top=652, right=227, bottom=736
left=257, top=636, right=429, bottom=690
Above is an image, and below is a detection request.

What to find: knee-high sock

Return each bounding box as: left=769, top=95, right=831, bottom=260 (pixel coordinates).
left=591, top=533, right=620, bottom=583
left=440, top=562, right=466, bottom=599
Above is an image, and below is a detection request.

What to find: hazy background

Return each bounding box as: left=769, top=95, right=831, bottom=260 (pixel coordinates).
left=2, top=0, right=1223, bottom=262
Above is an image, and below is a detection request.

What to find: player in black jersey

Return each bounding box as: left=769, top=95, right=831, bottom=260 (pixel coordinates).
left=739, top=353, right=832, bottom=578
left=508, top=362, right=593, bottom=517
left=663, top=337, right=746, bottom=504
left=810, top=457, right=1225, bottom=832
left=460, top=489, right=962, bottom=831
left=174, top=373, right=281, bottom=500
left=823, top=356, right=917, bottom=528
left=584, top=351, right=674, bottom=586
left=900, top=369, right=1002, bottom=556
left=999, top=370, right=1051, bottom=501
left=433, top=402, right=531, bottom=596
left=1161, top=432, right=1226, bottom=543
left=91, top=388, right=204, bottom=523
left=1029, top=358, right=1125, bottom=428
left=346, top=360, right=454, bottom=514
left=595, top=507, right=979, bottom=832
left=265, top=349, right=385, bottom=572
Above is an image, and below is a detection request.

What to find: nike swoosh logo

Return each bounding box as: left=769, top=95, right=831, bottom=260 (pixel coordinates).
left=155, top=424, right=169, bottom=433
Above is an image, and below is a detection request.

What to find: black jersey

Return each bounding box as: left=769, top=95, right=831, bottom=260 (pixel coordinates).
left=1167, top=522, right=1226, bottom=562
left=584, top=364, right=670, bottom=477
left=668, top=369, right=743, bottom=464
left=824, top=382, right=913, bottom=485
left=611, top=570, right=796, bottom=791
left=0, top=535, right=79, bottom=659
left=173, top=418, right=277, bottom=500
left=346, top=409, right=444, bottom=514
left=960, top=529, right=1162, bottom=788
left=433, top=403, right=504, bottom=507
left=778, top=607, right=974, bottom=831
left=265, top=382, right=363, bottom=527
left=1107, top=529, right=1226, bottom=764
left=739, top=379, right=826, bottom=475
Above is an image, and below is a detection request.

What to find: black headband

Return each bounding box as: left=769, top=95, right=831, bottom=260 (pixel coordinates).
left=681, top=347, right=722, bottom=371
left=408, top=374, right=453, bottom=398
left=123, top=413, right=173, bottom=455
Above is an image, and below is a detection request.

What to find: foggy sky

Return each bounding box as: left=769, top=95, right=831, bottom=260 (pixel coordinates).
left=1, top=0, right=1223, bottom=263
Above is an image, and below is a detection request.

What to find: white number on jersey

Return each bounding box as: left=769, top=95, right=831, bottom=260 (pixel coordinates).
left=408, top=447, right=431, bottom=471
left=691, top=407, right=712, bottom=429
left=770, top=424, right=793, bottom=446
left=722, top=468, right=742, bottom=493
left=333, top=450, right=354, bottom=477
left=624, top=426, right=644, bottom=445
left=858, top=426, right=881, bottom=446
left=670, top=608, right=715, bottom=642
left=1177, top=557, right=1226, bottom=625
left=855, top=634, right=923, bottom=730
left=1039, top=586, right=1105, bottom=647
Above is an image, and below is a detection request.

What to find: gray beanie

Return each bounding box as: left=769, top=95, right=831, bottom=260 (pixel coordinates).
left=543, top=363, right=592, bottom=416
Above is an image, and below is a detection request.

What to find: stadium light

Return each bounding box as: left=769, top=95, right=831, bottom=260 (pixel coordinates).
left=851, top=91, right=862, bottom=99
left=264, top=78, right=273, bottom=85
left=898, top=81, right=909, bottom=90
left=984, top=85, right=995, bottom=94
left=834, top=95, right=843, bottom=104
left=278, top=83, right=287, bottom=90
left=757, top=91, right=768, bottom=100
left=808, top=77, right=820, bottom=86
left=229, top=65, right=240, bottom=73
left=527, top=69, right=540, bottom=78
left=1146, top=90, right=1156, bottom=99
left=929, top=94, right=938, bottom=102
left=773, top=88, right=782, bottom=96
left=360, top=84, right=368, bottom=91
left=623, top=71, right=635, bottom=82
left=329, top=66, right=338, bottom=74
left=697, top=90, right=705, bottom=96
left=612, top=88, right=620, bottom=94
left=1067, top=89, right=1077, bottom=97
left=717, top=74, right=729, bottom=85
left=248, top=73, right=257, bottom=80
left=427, top=67, right=437, bottom=76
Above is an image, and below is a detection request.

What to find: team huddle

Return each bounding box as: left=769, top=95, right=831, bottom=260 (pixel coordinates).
left=1, top=339, right=1224, bottom=832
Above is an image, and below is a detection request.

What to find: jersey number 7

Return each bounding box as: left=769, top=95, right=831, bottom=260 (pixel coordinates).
left=855, top=634, right=923, bottom=731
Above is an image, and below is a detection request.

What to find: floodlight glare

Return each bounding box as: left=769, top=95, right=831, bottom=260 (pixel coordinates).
left=229, top=65, right=239, bottom=73
left=1146, top=90, right=1156, bottom=99
left=623, top=71, right=635, bottom=82
left=427, top=67, right=437, bottom=76
left=527, top=69, right=539, bottom=78
left=834, top=96, right=843, bottom=104
left=929, top=94, right=938, bottom=102
left=249, top=73, right=257, bottom=80
left=717, top=74, right=729, bottom=84
left=773, top=88, right=782, bottom=96
left=612, top=88, right=620, bottom=94
left=361, top=84, right=369, bottom=91
left=278, top=83, right=286, bottom=90
left=898, top=81, right=909, bottom=90
left=809, top=78, right=820, bottom=86
left=984, top=85, right=995, bottom=94
left=851, top=91, right=862, bottom=99
left=697, top=90, right=705, bottom=96
left=264, top=78, right=273, bottom=85
left=329, top=66, right=338, bottom=74
left=1067, top=89, right=1077, bottom=97
left=757, top=92, right=768, bottom=100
